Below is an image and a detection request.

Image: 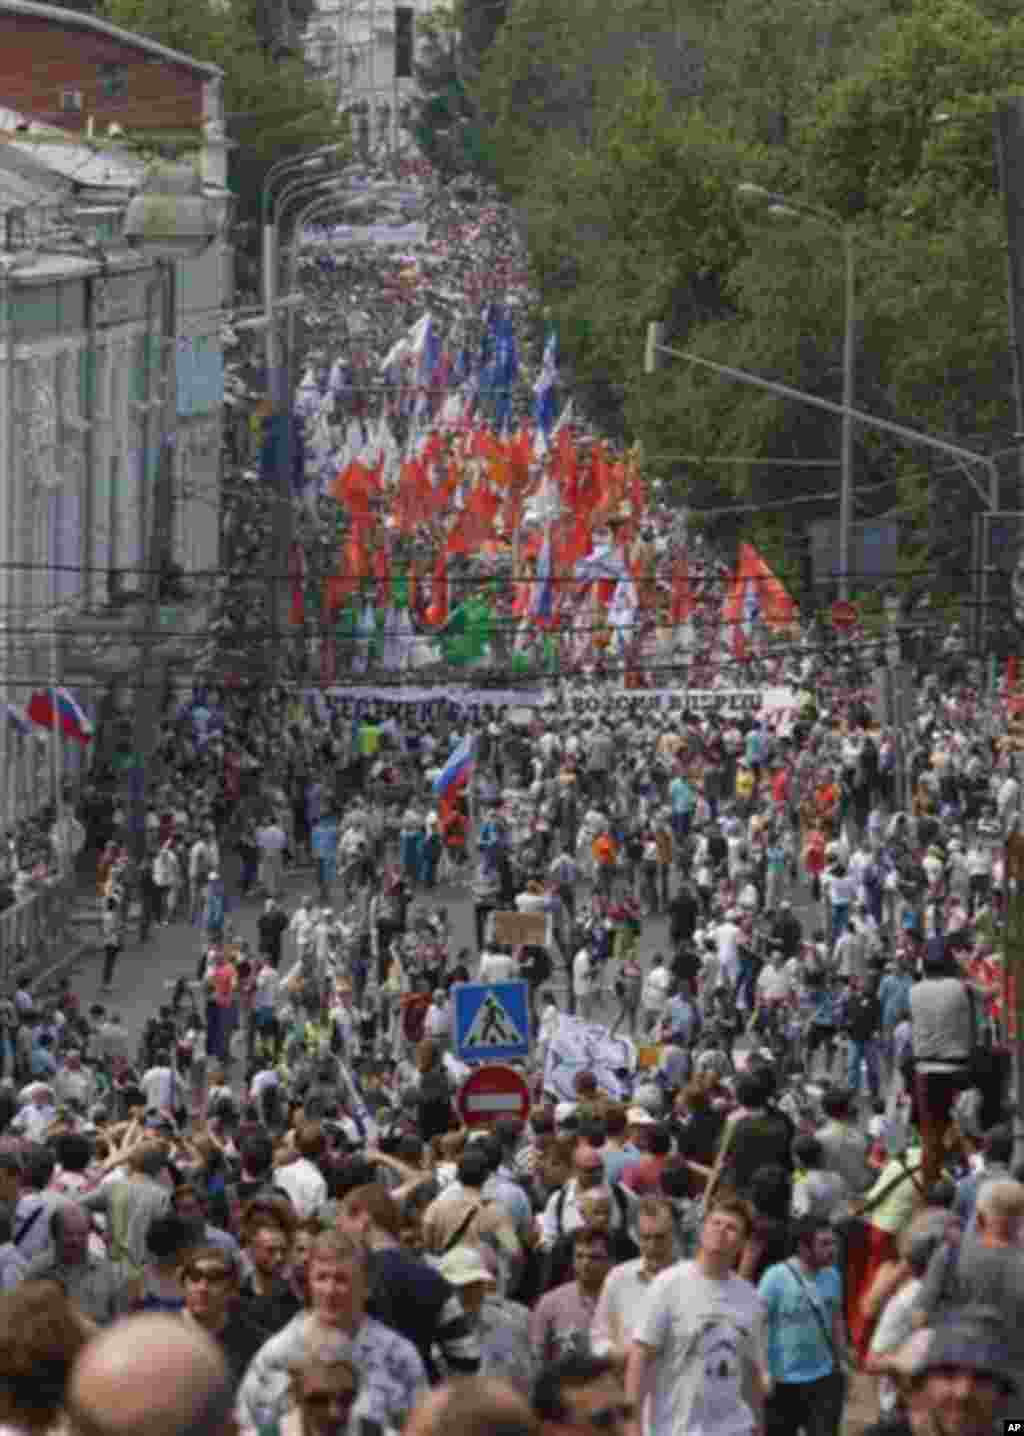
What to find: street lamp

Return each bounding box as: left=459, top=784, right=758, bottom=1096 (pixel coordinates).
left=260, top=146, right=353, bottom=404
left=737, top=182, right=856, bottom=601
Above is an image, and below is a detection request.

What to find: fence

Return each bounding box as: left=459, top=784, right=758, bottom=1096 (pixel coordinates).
left=0, top=877, right=78, bottom=988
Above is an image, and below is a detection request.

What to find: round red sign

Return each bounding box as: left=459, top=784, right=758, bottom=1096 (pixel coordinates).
left=457, top=1064, right=531, bottom=1127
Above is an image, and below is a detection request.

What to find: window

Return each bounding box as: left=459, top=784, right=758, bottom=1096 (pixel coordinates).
left=98, top=62, right=128, bottom=100
left=59, top=89, right=83, bottom=113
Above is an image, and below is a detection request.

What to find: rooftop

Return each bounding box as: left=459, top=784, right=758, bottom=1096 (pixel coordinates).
left=0, top=0, right=222, bottom=77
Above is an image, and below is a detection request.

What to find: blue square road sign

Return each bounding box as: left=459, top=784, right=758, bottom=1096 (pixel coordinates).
left=454, top=981, right=531, bottom=1063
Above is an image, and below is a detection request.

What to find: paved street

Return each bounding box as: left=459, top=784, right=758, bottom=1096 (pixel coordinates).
left=65, top=858, right=695, bottom=1058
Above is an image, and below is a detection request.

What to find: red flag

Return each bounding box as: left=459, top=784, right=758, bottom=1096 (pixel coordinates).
left=424, top=550, right=449, bottom=627
left=373, top=546, right=391, bottom=609
left=320, top=637, right=336, bottom=684
left=722, top=543, right=796, bottom=630
left=670, top=555, right=695, bottom=625
left=288, top=542, right=306, bottom=626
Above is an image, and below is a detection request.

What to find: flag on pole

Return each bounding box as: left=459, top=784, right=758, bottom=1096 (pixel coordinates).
left=531, top=530, right=555, bottom=625
left=26, top=687, right=92, bottom=744
left=722, top=543, right=795, bottom=660
left=670, top=555, right=696, bottom=624
left=533, top=330, right=558, bottom=438
left=433, top=733, right=476, bottom=798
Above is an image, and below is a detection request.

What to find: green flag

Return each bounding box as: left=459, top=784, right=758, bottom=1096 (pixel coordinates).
left=440, top=596, right=493, bottom=666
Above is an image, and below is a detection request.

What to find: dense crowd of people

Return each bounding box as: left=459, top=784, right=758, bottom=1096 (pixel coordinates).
left=0, top=628, right=1019, bottom=1436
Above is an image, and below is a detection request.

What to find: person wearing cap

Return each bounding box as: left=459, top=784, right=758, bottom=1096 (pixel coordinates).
left=863, top=1306, right=1017, bottom=1436
left=438, top=1244, right=533, bottom=1390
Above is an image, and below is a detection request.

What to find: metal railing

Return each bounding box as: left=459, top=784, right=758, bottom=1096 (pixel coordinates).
left=0, top=877, right=78, bottom=987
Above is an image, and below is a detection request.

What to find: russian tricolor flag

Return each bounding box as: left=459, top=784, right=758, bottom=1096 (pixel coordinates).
left=433, top=734, right=476, bottom=799
left=26, top=686, right=93, bottom=745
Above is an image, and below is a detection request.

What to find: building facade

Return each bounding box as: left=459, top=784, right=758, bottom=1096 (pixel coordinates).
left=306, top=0, right=439, bottom=152
left=0, top=0, right=218, bottom=144
left=0, top=2, right=230, bottom=825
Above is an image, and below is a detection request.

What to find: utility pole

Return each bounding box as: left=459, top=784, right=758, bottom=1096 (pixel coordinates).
left=995, top=98, right=1024, bottom=515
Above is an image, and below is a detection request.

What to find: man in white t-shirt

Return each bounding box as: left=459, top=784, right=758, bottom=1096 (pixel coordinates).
left=573, top=946, right=595, bottom=1022
left=715, top=912, right=742, bottom=990
left=141, top=1053, right=178, bottom=1113
left=627, top=1199, right=770, bottom=1436
left=641, top=958, right=671, bottom=1036
left=479, top=947, right=517, bottom=983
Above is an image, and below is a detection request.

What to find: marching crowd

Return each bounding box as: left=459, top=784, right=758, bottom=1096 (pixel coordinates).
left=0, top=639, right=1020, bottom=1436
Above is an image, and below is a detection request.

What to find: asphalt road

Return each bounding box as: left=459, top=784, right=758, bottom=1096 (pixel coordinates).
left=65, top=858, right=705, bottom=1060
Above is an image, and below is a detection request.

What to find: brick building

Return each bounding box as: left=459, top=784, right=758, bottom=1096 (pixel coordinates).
left=0, top=0, right=219, bottom=145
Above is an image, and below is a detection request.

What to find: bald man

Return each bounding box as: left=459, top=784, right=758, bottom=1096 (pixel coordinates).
left=66, top=1313, right=233, bottom=1436
left=405, top=1377, right=537, bottom=1436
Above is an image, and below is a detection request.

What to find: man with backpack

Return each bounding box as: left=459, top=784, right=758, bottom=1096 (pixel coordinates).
left=540, top=1139, right=634, bottom=1253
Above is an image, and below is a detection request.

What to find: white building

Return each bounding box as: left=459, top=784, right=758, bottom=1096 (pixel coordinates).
left=305, top=0, right=443, bottom=151
left=0, top=29, right=230, bottom=824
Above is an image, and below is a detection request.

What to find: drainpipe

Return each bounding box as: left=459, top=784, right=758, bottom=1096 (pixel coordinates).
left=0, top=264, right=13, bottom=834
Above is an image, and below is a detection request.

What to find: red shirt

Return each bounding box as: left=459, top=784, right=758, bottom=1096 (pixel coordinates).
left=622, top=1153, right=668, bottom=1195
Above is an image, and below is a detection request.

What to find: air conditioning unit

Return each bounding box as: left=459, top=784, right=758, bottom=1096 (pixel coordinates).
left=60, top=89, right=84, bottom=113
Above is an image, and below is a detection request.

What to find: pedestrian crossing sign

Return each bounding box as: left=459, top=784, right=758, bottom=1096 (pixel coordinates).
left=454, top=981, right=531, bottom=1062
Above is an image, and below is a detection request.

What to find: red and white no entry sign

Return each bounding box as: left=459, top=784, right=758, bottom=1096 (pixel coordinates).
left=457, top=1064, right=530, bottom=1127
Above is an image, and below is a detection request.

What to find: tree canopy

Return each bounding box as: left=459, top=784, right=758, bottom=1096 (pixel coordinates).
left=98, top=0, right=345, bottom=248
left=465, top=0, right=1024, bottom=600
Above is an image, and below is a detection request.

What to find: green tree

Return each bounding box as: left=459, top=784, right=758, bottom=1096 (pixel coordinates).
left=411, top=10, right=489, bottom=178
left=803, top=0, right=1024, bottom=220
left=521, top=72, right=760, bottom=442
left=474, top=0, right=704, bottom=194
left=99, top=0, right=344, bottom=248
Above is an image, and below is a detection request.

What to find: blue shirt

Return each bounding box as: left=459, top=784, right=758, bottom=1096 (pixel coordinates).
left=669, top=777, right=694, bottom=814
left=759, top=1261, right=841, bottom=1383
left=665, top=995, right=696, bottom=1043
left=29, top=1046, right=57, bottom=1078
left=811, top=991, right=841, bottom=1029
left=878, top=972, right=913, bottom=1032
left=603, top=1143, right=641, bottom=1186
